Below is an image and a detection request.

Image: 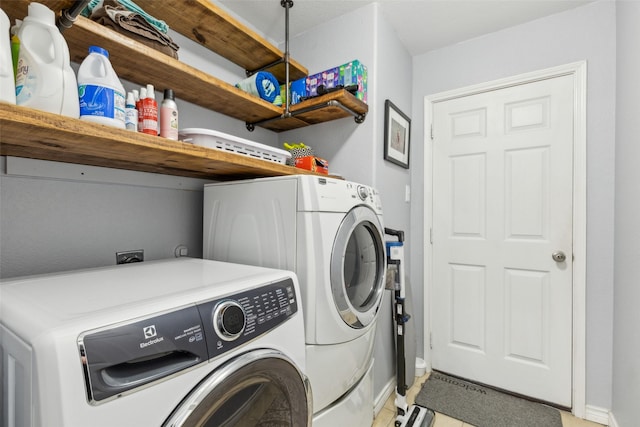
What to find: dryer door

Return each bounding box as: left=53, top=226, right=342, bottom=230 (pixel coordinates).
left=330, top=205, right=386, bottom=329
left=163, top=349, right=312, bottom=427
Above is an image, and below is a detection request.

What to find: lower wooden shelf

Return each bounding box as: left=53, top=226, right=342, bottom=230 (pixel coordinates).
left=0, top=104, right=319, bottom=181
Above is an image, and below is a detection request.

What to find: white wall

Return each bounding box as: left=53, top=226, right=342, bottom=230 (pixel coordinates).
left=612, top=1, right=640, bottom=425
left=410, top=0, right=616, bottom=410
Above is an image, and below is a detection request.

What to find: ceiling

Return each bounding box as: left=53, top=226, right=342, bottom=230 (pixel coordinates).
left=217, top=0, right=594, bottom=56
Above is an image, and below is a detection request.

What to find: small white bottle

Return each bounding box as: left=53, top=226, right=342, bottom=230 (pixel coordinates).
left=160, top=88, right=178, bottom=140
left=125, top=91, right=138, bottom=131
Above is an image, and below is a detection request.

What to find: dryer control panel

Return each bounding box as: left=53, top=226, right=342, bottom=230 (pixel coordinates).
left=197, top=278, right=298, bottom=359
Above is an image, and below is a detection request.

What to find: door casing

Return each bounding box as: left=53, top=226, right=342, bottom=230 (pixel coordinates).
left=422, top=61, right=587, bottom=417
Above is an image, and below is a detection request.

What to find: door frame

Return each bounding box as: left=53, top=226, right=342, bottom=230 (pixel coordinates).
left=423, top=61, right=587, bottom=417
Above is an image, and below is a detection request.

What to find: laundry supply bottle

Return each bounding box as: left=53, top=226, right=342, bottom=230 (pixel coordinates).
left=77, top=45, right=126, bottom=128
left=10, top=19, right=21, bottom=83
left=15, top=2, right=79, bottom=117
left=137, top=86, right=145, bottom=132
left=160, top=88, right=178, bottom=140
left=0, top=8, right=16, bottom=104
left=141, top=84, right=158, bottom=135
left=125, top=91, right=138, bottom=131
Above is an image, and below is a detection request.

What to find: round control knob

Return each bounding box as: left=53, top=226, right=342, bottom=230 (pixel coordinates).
left=213, top=301, right=246, bottom=341
left=357, top=185, right=369, bottom=201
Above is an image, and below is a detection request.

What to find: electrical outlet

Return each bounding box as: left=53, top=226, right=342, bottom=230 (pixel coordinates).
left=116, top=250, right=144, bottom=264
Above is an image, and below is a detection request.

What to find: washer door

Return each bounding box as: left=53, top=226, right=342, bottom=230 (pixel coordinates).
left=330, top=205, right=386, bottom=329
left=163, top=349, right=312, bottom=427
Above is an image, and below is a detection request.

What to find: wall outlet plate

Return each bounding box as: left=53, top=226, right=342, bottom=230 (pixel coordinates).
left=116, top=250, right=144, bottom=264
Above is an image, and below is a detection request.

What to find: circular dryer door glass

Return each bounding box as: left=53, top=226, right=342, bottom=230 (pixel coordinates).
left=163, top=350, right=311, bottom=427
left=331, top=205, right=385, bottom=329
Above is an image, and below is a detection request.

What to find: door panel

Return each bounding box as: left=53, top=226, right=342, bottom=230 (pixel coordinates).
left=431, top=75, right=574, bottom=406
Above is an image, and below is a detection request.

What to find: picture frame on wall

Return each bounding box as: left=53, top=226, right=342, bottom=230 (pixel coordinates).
left=384, top=99, right=411, bottom=169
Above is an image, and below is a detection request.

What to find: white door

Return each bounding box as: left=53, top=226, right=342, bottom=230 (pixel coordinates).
left=430, top=74, right=574, bottom=407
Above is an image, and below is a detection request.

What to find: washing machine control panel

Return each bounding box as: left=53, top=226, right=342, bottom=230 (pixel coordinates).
left=197, top=277, right=298, bottom=360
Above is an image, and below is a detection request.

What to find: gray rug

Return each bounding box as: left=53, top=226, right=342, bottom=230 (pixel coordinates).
left=414, top=372, right=562, bottom=427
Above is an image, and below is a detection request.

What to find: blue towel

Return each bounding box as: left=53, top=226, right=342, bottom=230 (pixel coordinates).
left=236, top=72, right=281, bottom=104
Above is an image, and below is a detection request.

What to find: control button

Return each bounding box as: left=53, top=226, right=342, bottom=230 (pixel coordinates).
left=357, top=185, right=369, bottom=200
left=213, top=300, right=246, bottom=342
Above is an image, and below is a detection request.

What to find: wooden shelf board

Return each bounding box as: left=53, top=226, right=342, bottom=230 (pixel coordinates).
left=66, top=17, right=285, bottom=124
left=2, top=1, right=367, bottom=136
left=129, top=0, right=308, bottom=82
left=0, top=104, right=315, bottom=180
left=258, top=89, right=369, bottom=131
left=3, top=0, right=307, bottom=83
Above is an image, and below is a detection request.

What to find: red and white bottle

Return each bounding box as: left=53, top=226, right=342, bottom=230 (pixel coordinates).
left=140, top=84, right=158, bottom=136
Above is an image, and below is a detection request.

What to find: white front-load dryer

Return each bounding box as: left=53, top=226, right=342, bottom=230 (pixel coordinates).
left=203, top=175, right=386, bottom=421
left=0, top=258, right=311, bottom=427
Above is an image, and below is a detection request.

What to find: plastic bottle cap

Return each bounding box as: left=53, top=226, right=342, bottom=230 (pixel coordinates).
left=146, top=84, right=155, bottom=100
left=88, top=45, right=109, bottom=58
left=164, top=89, right=175, bottom=100
left=126, top=92, right=135, bottom=107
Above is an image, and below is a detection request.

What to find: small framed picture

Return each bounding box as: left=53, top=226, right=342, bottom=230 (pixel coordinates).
left=384, top=100, right=411, bottom=169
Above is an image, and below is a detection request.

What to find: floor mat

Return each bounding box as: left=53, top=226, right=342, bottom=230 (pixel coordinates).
left=414, top=372, right=562, bottom=427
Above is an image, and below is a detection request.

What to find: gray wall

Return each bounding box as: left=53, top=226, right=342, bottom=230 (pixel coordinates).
left=0, top=26, right=282, bottom=280
left=612, top=1, right=640, bottom=426
left=410, top=0, right=616, bottom=410
left=281, top=3, right=414, bottom=401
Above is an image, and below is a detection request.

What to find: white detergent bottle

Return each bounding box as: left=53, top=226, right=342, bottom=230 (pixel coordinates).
left=0, top=8, right=16, bottom=104
left=77, top=45, right=126, bottom=128
left=15, top=2, right=79, bottom=117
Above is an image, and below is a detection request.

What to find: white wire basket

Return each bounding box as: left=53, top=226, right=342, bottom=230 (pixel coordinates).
left=179, top=128, right=291, bottom=164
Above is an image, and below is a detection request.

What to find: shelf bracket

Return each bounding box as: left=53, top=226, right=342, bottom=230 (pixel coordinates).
left=245, top=58, right=286, bottom=78
left=245, top=98, right=366, bottom=131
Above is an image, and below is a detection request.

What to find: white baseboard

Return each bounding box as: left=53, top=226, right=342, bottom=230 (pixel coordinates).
left=585, top=405, right=610, bottom=425
left=608, top=412, right=619, bottom=427
left=374, top=378, right=396, bottom=416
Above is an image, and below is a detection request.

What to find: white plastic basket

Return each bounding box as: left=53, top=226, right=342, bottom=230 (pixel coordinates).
left=179, top=128, right=291, bottom=164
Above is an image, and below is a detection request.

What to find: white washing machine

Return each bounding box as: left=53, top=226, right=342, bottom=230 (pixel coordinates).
left=203, top=175, right=386, bottom=425
left=0, top=258, right=311, bottom=427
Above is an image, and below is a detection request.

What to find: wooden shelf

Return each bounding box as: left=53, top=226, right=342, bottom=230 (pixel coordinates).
left=0, top=104, right=318, bottom=180
left=1, top=1, right=367, bottom=180
left=135, top=0, right=308, bottom=82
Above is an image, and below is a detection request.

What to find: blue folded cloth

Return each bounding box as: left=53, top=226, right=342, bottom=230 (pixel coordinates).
left=236, top=72, right=281, bottom=104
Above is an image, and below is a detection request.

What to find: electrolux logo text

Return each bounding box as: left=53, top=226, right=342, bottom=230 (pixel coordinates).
left=140, top=325, right=164, bottom=348
left=143, top=325, right=157, bottom=339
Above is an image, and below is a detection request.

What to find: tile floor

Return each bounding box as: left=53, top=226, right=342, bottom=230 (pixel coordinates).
left=372, top=373, right=605, bottom=427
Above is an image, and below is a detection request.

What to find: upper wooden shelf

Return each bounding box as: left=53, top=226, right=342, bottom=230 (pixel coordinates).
left=135, top=0, right=307, bottom=82
left=0, top=104, right=319, bottom=180
left=2, top=0, right=306, bottom=83
left=1, top=0, right=367, bottom=134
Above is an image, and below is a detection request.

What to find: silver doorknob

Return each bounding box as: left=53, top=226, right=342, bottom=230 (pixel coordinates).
left=552, top=251, right=567, bottom=262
